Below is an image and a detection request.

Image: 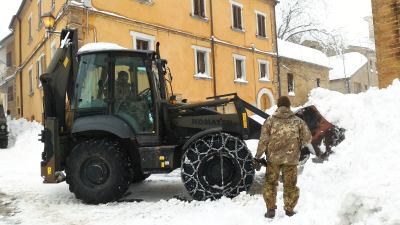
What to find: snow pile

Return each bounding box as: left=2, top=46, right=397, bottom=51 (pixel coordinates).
left=303, top=79, right=400, bottom=224
left=278, top=39, right=330, bottom=68
left=1, top=80, right=400, bottom=224
left=329, top=52, right=368, bottom=80
left=78, top=42, right=126, bottom=54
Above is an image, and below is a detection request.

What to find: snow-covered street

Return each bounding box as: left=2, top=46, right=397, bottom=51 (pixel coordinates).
left=1, top=80, right=400, bottom=225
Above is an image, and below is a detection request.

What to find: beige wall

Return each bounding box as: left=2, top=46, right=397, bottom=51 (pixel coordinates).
left=280, top=58, right=330, bottom=106
left=371, top=0, right=400, bottom=88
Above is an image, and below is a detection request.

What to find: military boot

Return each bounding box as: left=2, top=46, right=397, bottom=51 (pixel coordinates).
left=264, top=209, right=275, bottom=218
left=285, top=210, right=296, bottom=217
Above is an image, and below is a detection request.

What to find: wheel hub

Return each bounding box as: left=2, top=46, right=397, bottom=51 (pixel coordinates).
left=199, top=154, right=238, bottom=189
left=82, top=158, right=110, bottom=185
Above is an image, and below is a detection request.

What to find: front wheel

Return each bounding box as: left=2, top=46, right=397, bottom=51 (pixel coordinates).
left=181, top=132, right=255, bottom=201
left=66, top=140, right=130, bottom=204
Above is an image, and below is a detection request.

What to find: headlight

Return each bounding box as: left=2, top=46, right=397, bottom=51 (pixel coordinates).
left=0, top=125, right=5, bottom=130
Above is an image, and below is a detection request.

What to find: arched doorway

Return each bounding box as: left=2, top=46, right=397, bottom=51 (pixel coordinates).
left=257, top=88, right=275, bottom=111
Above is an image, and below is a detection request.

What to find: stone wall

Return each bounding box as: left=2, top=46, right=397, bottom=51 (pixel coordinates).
left=279, top=58, right=330, bottom=106
left=371, top=0, right=400, bottom=88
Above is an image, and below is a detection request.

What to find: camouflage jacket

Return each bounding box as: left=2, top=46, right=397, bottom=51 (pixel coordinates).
left=255, top=107, right=312, bottom=165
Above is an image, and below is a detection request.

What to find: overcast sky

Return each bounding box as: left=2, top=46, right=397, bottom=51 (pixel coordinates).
left=0, top=0, right=23, bottom=40
left=0, top=0, right=372, bottom=42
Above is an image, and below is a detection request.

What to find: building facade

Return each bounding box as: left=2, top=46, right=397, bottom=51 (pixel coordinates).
left=371, top=0, right=400, bottom=88
left=278, top=39, right=330, bottom=107
left=9, top=0, right=279, bottom=122
left=329, top=52, right=377, bottom=94
left=0, top=33, right=17, bottom=118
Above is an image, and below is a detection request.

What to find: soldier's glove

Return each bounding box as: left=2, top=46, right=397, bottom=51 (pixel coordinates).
left=252, top=158, right=262, bottom=171
left=253, top=158, right=268, bottom=171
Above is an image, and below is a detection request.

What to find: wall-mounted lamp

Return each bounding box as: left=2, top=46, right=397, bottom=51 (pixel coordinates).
left=41, top=12, right=56, bottom=33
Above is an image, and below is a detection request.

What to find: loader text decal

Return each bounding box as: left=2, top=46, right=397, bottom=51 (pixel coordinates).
left=192, top=118, right=236, bottom=127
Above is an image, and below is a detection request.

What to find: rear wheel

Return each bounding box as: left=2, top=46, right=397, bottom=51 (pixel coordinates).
left=66, top=139, right=130, bottom=204
left=181, top=132, right=255, bottom=201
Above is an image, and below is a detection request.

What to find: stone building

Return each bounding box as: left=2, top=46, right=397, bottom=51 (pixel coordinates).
left=8, top=0, right=279, bottom=122
left=278, top=39, right=330, bottom=106
left=329, top=52, right=373, bottom=94
left=371, top=0, right=400, bottom=88
left=0, top=33, right=17, bottom=118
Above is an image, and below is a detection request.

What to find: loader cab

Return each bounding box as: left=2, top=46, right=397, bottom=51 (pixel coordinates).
left=73, top=49, right=164, bottom=138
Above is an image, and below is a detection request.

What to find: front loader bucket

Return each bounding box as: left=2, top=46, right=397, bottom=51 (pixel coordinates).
left=296, top=106, right=345, bottom=158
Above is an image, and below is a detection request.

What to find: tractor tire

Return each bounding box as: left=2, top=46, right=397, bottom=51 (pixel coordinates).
left=0, top=138, right=8, bottom=149
left=181, top=132, right=255, bottom=201
left=66, top=139, right=131, bottom=204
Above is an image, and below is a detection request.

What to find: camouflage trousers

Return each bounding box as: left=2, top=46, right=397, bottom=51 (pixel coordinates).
left=263, top=163, right=299, bottom=212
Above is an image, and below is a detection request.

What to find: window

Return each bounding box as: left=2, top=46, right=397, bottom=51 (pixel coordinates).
left=192, top=45, right=211, bottom=79
left=51, top=0, right=55, bottom=11
left=137, top=0, right=153, bottom=4
left=258, top=59, right=270, bottom=81
left=38, top=0, right=43, bottom=29
left=29, top=67, right=34, bottom=95
left=28, top=14, right=33, bottom=42
left=51, top=40, right=57, bottom=59
left=192, top=0, right=206, bottom=18
left=114, top=55, right=155, bottom=133
left=231, top=1, right=243, bottom=31
left=7, top=86, right=14, bottom=102
left=75, top=54, right=109, bottom=109
left=6, top=52, right=12, bottom=67
left=130, top=31, right=155, bottom=50
left=37, top=54, right=46, bottom=88
left=136, top=40, right=149, bottom=50
left=287, top=73, right=295, bottom=95
left=233, top=54, right=247, bottom=83
left=317, top=78, right=320, bottom=87
left=255, top=11, right=266, bottom=37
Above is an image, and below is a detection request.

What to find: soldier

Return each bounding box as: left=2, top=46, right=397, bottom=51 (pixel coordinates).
left=254, top=96, right=311, bottom=218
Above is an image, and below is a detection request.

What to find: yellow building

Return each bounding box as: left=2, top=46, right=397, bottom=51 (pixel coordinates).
left=10, top=0, right=278, bottom=122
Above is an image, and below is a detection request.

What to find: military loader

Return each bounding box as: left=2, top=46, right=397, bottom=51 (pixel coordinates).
left=39, top=28, right=344, bottom=204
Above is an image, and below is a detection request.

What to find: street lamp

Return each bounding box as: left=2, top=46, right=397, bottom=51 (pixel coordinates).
left=41, top=12, right=56, bottom=32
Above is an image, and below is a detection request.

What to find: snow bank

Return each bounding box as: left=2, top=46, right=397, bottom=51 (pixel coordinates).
left=302, top=79, right=400, bottom=224
left=1, top=80, right=400, bottom=225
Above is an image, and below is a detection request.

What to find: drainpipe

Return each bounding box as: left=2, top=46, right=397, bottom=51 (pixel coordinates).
left=17, top=17, right=23, bottom=117
left=209, top=0, right=217, bottom=97
left=272, top=0, right=281, bottom=97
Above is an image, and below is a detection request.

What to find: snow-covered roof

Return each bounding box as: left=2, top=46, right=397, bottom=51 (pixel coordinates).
left=328, top=52, right=368, bottom=80
left=278, top=39, right=330, bottom=68
left=78, top=42, right=127, bottom=54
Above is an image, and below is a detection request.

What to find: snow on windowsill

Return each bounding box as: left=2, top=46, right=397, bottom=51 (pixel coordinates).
left=234, top=78, right=248, bottom=84
left=190, top=14, right=209, bottom=22
left=288, top=91, right=296, bottom=96
left=194, top=73, right=212, bottom=80
left=259, top=78, right=270, bottom=82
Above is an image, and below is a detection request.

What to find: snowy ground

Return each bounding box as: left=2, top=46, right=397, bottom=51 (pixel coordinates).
left=1, top=80, right=400, bottom=225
